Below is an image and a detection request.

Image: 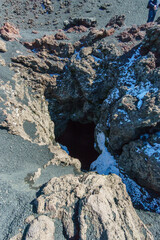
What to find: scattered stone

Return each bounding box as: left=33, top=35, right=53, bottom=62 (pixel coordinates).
left=28, top=168, right=41, bottom=183
left=0, top=56, right=6, bottom=66
left=67, top=25, right=88, bottom=33
left=25, top=215, right=35, bottom=224
left=54, top=32, right=69, bottom=40
left=32, top=30, right=38, bottom=34
left=119, top=133, right=160, bottom=192
left=99, top=3, right=111, bottom=11
left=42, top=0, right=54, bottom=14
left=0, top=22, right=21, bottom=41
left=25, top=215, right=55, bottom=240
left=106, top=15, right=125, bottom=28
left=0, top=39, right=7, bottom=52
left=64, top=17, right=97, bottom=29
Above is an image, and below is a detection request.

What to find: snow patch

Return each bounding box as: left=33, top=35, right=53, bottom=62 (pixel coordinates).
left=104, top=88, right=120, bottom=105
left=143, top=143, right=160, bottom=162
left=90, top=132, right=119, bottom=175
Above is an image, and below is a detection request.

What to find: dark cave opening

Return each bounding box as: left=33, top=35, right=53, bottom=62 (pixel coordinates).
left=55, top=120, right=99, bottom=171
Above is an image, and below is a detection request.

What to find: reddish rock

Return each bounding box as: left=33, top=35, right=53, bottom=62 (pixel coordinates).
left=67, top=25, right=88, bottom=33
left=23, top=34, right=74, bottom=57
left=105, top=28, right=115, bottom=36
left=32, top=30, right=38, bottom=34
left=118, top=31, right=133, bottom=42
left=117, top=24, right=146, bottom=44
left=0, top=22, right=21, bottom=41
left=80, top=28, right=115, bottom=46
left=54, top=32, right=69, bottom=40
left=73, top=41, right=82, bottom=50
left=106, top=15, right=125, bottom=28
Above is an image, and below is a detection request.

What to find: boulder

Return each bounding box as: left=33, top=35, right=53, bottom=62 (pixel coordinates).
left=106, top=15, right=125, bottom=28
left=67, top=25, right=88, bottom=33
left=64, top=17, right=97, bottom=29
left=108, top=92, right=160, bottom=151
left=140, top=25, right=160, bottom=67
left=0, top=22, right=21, bottom=41
left=42, top=0, right=54, bottom=13
left=0, top=39, right=7, bottom=52
left=119, top=133, right=160, bottom=192
left=80, top=28, right=115, bottom=46
left=54, top=32, right=69, bottom=40
left=32, top=173, right=153, bottom=240
left=25, top=215, right=55, bottom=240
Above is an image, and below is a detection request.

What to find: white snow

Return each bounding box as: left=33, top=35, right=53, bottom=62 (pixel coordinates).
left=117, top=109, right=131, bottom=123
left=119, top=47, right=141, bottom=88
left=137, top=90, right=148, bottom=109
left=90, top=132, right=119, bottom=175
left=143, top=142, right=160, bottom=162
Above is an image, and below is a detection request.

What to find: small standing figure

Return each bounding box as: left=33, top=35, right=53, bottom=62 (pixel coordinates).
left=147, top=0, right=160, bottom=22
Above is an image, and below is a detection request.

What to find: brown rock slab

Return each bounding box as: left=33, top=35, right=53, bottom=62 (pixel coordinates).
left=0, top=22, right=21, bottom=41
left=34, top=173, right=153, bottom=240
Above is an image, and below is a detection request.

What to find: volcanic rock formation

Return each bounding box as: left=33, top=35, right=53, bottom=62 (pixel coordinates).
left=0, top=0, right=160, bottom=239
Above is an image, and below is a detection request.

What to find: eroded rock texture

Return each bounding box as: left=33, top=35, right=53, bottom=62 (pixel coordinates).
left=21, top=173, right=153, bottom=240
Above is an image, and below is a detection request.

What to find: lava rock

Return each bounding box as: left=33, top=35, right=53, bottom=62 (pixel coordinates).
left=0, top=22, right=21, bottom=41
left=119, top=133, right=160, bottom=192
left=106, top=15, right=125, bottom=28
left=26, top=173, right=153, bottom=239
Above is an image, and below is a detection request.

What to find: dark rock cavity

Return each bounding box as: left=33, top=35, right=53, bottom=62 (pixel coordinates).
left=55, top=120, right=99, bottom=170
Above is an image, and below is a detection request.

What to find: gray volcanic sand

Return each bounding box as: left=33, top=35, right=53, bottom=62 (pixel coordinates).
left=0, top=129, right=75, bottom=240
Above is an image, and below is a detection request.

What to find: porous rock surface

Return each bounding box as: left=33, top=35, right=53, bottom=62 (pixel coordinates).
left=20, top=173, right=153, bottom=240
left=25, top=215, right=55, bottom=240
left=119, top=133, right=160, bottom=192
